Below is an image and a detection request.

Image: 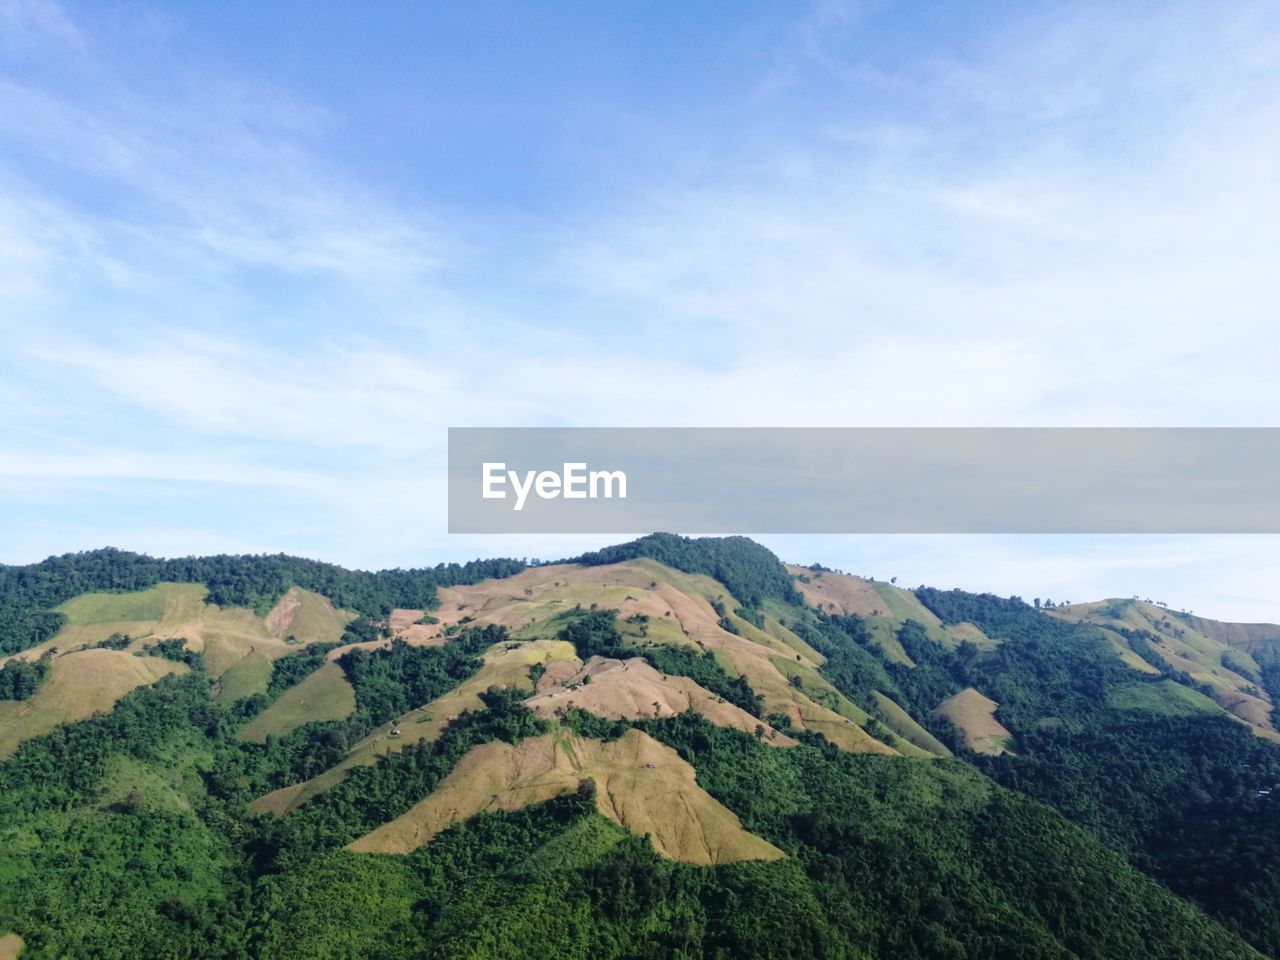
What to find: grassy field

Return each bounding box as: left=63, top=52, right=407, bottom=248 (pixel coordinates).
left=872, top=691, right=952, bottom=757
left=0, top=649, right=186, bottom=758
left=95, top=742, right=212, bottom=817
left=5, top=583, right=352, bottom=684
left=15, top=557, right=910, bottom=836
left=347, top=728, right=786, bottom=865
left=57, top=584, right=178, bottom=624
left=525, top=655, right=795, bottom=745
left=239, top=663, right=356, bottom=743
left=250, top=639, right=578, bottom=816
left=1106, top=680, right=1225, bottom=717
left=769, top=654, right=869, bottom=725
left=263, top=587, right=354, bottom=643
left=1054, top=599, right=1275, bottom=734
left=215, top=651, right=273, bottom=702
left=785, top=565, right=1001, bottom=662
left=436, top=559, right=900, bottom=757
left=933, top=687, right=1013, bottom=756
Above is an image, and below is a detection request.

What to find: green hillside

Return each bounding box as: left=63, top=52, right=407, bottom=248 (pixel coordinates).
left=0, top=537, right=1278, bottom=958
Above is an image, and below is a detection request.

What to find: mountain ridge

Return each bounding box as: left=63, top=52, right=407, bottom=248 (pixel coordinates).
left=2, top=535, right=1279, bottom=958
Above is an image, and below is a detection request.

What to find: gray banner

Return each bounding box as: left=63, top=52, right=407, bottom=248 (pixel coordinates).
left=447, top=428, right=1280, bottom=534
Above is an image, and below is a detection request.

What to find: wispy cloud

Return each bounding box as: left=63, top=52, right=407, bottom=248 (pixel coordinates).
left=3, top=1, right=1279, bottom=618
left=0, top=0, right=82, bottom=49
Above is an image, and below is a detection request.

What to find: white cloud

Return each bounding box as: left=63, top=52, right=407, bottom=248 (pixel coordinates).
left=3, top=1, right=1279, bottom=621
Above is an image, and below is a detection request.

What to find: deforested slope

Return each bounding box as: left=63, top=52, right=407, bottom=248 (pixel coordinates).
left=524, top=655, right=794, bottom=745
left=0, top=648, right=186, bottom=758
left=346, top=728, right=785, bottom=865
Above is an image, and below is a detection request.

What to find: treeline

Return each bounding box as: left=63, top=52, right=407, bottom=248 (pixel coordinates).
left=0, top=547, right=526, bottom=655
left=571, top=533, right=802, bottom=608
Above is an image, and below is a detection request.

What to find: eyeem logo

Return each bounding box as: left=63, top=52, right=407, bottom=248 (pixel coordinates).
left=481, top=462, right=628, bottom=511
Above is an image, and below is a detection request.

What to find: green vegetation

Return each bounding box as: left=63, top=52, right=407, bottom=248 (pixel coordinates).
left=215, top=651, right=274, bottom=703
left=59, top=585, right=172, bottom=624
left=889, top=587, right=1280, bottom=955
left=266, top=642, right=344, bottom=699
left=231, top=626, right=505, bottom=791
left=0, top=656, right=48, bottom=701
left=140, top=637, right=202, bottom=667
left=1, top=665, right=1261, bottom=960
left=555, top=609, right=761, bottom=714
left=1106, top=679, right=1223, bottom=716
left=97, top=632, right=133, bottom=651
left=0, top=548, right=527, bottom=655
left=4, top=544, right=1280, bottom=957
left=572, top=533, right=802, bottom=607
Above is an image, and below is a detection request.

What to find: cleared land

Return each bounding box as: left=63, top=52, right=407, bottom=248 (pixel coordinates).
left=346, top=729, right=785, bottom=866
left=934, top=687, right=1013, bottom=756
left=0, top=933, right=22, bottom=960
left=431, top=559, right=897, bottom=755
left=871, top=691, right=952, bottom=757
left=1106, top=681, right=1224, bottom=717
left=786, top=565, right=996, bottom=664
left=215, top=650, right=273, bottom=702
left=525, top=655, right=795, bottom=746
left=0, top=582, right=357, bottom=756
left=3, top=583, right=354, bottom=678
left=1052, top=599, right=1276, bottom=737
left=250, top=639, right=578, bottom=816
left=240, top=662, right=356, bottom=743
left=0, top=649, right=186, bottom=758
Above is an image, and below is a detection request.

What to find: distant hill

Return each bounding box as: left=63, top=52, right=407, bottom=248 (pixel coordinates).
left=1, top=536, right=1279, bottom=958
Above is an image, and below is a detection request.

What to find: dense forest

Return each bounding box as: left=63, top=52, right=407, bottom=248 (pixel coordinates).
left=572, top=533, right=802, bottom=608
left=867, top=587, right=1280, bottom=955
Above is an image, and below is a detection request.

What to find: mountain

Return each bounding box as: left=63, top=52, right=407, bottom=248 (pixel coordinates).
left=1, top=537, right=1279, bottom=959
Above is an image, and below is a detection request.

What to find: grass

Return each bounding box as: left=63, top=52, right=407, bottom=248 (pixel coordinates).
left=249, top=639, right=578, bottom=816
left=933, top=687, right=1012, bottom=756
left=1057, top=601, right=1275, bottom=735
left=346, top=729, right=785, bottom=865
left=55, top=584, right=190, bottom=625
left=215, top=651, right=273, bottom=702
left=239, top=663, right=356, bottom=743
left=769, top=655, right=869, bottom=725
left=1106, top=680, right=1224, bottom=717
left=36, top=584, right=351, bottom=680
left=264, top=587, right=354, bottom=643
left=524, top=656, right=795, bottom=746
left=872, top=691, right=952, bottom=757
left=396, top=559, right=900, bottom=758
left=95, top=743, right=211, bottom=816
left=0, top=649, right=186, bottom=758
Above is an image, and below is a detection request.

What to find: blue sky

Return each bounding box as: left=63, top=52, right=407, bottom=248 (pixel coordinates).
left=2, top=0, right=1280, bottom=620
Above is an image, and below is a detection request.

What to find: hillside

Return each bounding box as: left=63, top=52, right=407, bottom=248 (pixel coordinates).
left=0, top=536, right=1278, bottom=958
left=1049, top=598, right=1279, bottom=736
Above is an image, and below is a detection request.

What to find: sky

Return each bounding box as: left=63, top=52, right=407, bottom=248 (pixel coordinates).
left=2, top=0, right=1279, bottom=620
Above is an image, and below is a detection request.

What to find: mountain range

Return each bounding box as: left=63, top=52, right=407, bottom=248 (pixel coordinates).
left=1, top=534, right=1278, bottom=959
